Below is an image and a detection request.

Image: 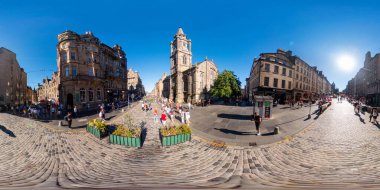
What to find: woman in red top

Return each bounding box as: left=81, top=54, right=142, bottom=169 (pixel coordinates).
left=161, top=112, right=167, bottom=126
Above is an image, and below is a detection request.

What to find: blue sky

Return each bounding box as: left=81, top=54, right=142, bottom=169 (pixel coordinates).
left=1, top=0, right=380, bottom=92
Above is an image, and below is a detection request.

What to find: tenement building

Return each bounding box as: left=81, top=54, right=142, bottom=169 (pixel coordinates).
left=127, top=68, right=145, bottom=99
left=248, top=49, right=331, bottom=104
left=0, top=47, right=28, bottom=107
left=345, top=51, right=380, bottom=106
left=154, top=27, right=218, bottom=103
left=37, top=30, right=128, bottom=110
left=37, top=72, right=60, bottom=103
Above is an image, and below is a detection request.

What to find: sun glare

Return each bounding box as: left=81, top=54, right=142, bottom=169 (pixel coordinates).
left=336, top=54, right=356, bottom=72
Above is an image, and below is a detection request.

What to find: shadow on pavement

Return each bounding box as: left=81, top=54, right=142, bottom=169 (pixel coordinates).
left=273, top=116, right=307, bottom=127
left=213, top=128, right=254, bottom=135
left=140, top=121, right=147, bottom=146
left=262, top=132, right=275, bottom=136
left=217, top=113, right=252, bottom=120
left=0, top=125, right=16, bottom=137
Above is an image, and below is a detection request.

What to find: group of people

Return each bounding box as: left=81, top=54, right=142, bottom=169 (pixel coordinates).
left=154, top=101, right=191, bottom=126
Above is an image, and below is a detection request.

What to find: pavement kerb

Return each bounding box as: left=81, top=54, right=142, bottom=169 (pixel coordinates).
left=191, top=104, right=334, bottom=148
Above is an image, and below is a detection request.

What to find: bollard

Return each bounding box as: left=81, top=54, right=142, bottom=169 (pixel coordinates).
left=274, top=127, right=280, bottom=135
left=122, top=108, right=125, bottom=112
left=58, top=121, right=62, bottom=127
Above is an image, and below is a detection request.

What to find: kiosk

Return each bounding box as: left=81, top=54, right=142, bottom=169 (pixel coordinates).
left=253, top=95, right=273, bottom=119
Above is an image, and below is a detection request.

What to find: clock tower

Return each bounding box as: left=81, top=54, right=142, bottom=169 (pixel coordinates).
left=169, top=27, right=192, bottom=103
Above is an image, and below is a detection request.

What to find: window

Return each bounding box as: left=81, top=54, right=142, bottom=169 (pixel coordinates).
left=282, top=68, right=286, bottom=75
left=89, top=68, right=93, bottom=76
left=296, top=74, right=299, bottom=80
left=296, top=82, right=298, bottom=89
left=296, top=66, right=299, bottom=71
left=288, top=81, right=292, bottom=89
left=183, top=55, right=187, bottom=65
left=87, top=56, right=92, bottom=64
left=265, top=64, right=270, bottom=72
left=115, top=68, right=120, bottom=77
left=281, top=80, right=285, bottom=88
left=80, top=88, right=85, bottom=102
left=289, top=70, right=292, bottom=77
left=273, top=78, right=278, bottom=87
left=72, top=66, right=77, bottom=76
left=274, top=66, right=279, bottom=73
left=264, top=77, right=269, bottom=86
left=95, top=69, right=98, bottom=77
left=62, top=52, right=67, bottom=62
left=65, top=67, right=69, bottom=76
left=97, top=89, right=101, bottom=100
left=70, top=52, right=76, bottom=60
left=88, top=88, right=94, bottom=102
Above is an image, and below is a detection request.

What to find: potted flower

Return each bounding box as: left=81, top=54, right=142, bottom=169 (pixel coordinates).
left=87, top=119, right=108, bottom=139
left=109, top=115, right=142, bottom=147
left=160, top=124, right=191, bottom=146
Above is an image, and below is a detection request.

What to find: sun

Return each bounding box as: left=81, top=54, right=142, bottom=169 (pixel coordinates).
left=336, top=54, right=356, bottom=72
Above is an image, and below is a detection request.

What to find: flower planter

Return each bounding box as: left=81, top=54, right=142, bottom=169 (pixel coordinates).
left=109, top=134, right=141, bottom=147
left=161, top=133, right=191, bottom=146
left=86, top=125, right=108, bottom=139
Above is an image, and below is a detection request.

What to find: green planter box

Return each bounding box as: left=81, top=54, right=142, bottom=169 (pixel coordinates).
left=109, top=134, right=141, bottom=147
left=161, top=133, right=191, bottom=146
left=86, top=125, right=108, bottom=139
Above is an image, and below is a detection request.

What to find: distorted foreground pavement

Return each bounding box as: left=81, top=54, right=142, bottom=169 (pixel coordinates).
left=1, top=100, right=380, bottom=190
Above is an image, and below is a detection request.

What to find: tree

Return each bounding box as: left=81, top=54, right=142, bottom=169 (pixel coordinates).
left=210, top=70, right=242, bottom=100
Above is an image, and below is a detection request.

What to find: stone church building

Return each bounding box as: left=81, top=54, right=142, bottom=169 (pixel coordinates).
left=154, top=27, right=218, bottom=103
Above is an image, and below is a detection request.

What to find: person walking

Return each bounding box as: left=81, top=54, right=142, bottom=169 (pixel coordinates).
left=73, top=106, right=78, bottom=118
left=161, top=112, right=167, bottom=126
left=51, top=106, right=56, bottom=119
left=185, top=109, right=191, bottom=125
left=65, top=112, right=73, bottom=129
left=253, top=112, right=262, bottom=136
left=153, top=108, right=158, bottom=123
left=370, top=108, right=374, bottom=122
left=180, top=109, right=185, bottom=124
left=373, top=108, right=378, bottom=124
left=169, top=110, right=175, bottom=121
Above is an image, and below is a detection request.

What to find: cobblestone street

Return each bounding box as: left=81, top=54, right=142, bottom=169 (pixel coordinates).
left=1, top=100, right=380, bottom=189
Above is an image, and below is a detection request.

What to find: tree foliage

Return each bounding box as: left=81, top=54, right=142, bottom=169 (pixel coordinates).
left=210, top=70, right=242, bottom=99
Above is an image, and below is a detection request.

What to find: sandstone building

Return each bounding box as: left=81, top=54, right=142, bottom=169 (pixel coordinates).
left=153, top=28, right=218, bottom=103
left=127, top=68, right=145, bottom=99
left=37, top=31, right=128, bottom=110
left=344, top=51, right=380, bottom=106
left=0, top=47, right=28, bottom=107
left=248, top=49, right=331, bottom=103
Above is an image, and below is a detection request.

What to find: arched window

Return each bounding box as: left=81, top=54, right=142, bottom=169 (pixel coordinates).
left=88, top=88, right=94, bottom=102
left=80, top=88, right=85, bottom=102
left=183, top=55, right=186, bottom=65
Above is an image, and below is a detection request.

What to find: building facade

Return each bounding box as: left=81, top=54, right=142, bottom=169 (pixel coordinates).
left=0, top=47, right=28, bottom=107
left=152, top=73, right=170, bottom=98
left=248, top=49, right=331, bottom=103
left=167, top=28, right=218, bottom=103
left=345, top=51, right=380, bottom=106
left=127, top=68, right=145, bottom=99
left=37, top=72, right=60, bottom=103
left=37, top=31, right=128, bottom=110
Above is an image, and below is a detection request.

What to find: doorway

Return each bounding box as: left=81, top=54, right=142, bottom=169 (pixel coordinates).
left=67, top=93, right=74, bottom=110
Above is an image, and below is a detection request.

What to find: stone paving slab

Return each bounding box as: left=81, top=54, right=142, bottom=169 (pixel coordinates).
left=191, top=104, right=321, bottom=146
left=1, top=100, right=380, bottom=189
